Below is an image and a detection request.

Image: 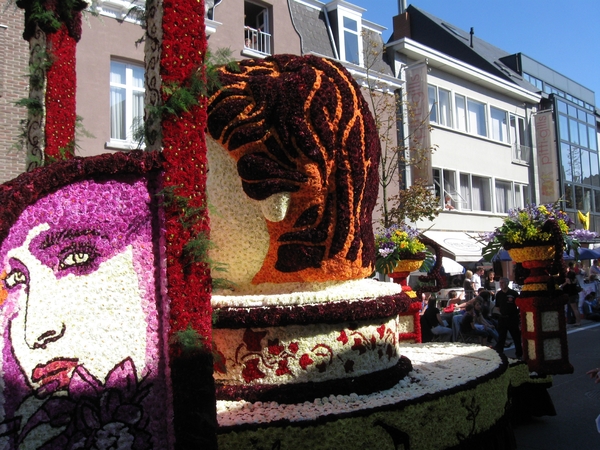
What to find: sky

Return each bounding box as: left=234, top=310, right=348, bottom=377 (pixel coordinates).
left=351, top=0, right=600, bottom=106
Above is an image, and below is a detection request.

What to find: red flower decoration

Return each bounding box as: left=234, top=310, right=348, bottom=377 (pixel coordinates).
left=288, top=342, right=299, bottom=354
left=275, top=359, right=292, bottom=377
left=242, top=328, right=267, bottom=352
left=299, top=354, right=313, bottom=370
left=351, top=338, right=367, bottom=355
left=267, top=339, right=285, bottom=355
left=377, top=324, right=386, bottom=339
left=242, top=358, right=266, bottom=383
left=337, top=330, right=349, bottom=345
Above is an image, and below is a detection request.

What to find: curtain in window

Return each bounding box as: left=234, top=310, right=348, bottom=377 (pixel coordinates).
left=439, top=89, right=450, bottom=127
left=495, top=181, right=512, bottom=213
left=467, top=100, right=486, bottom=137
left=490, top=107, right=507, bottom=142
left=428, top=86, right=437, bottom=123
left=460, top=173, right=470, bottom=210
left=472, top=178, right=483, bottom=211
left=110, top=87, right=126, bottom=140
left=455, top=95, right=466, bottom=132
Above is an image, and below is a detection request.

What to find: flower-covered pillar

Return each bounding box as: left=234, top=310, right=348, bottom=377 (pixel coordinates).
left=145, top=0, right=217, bottom=446
left=16, top=0, right=87, bottom=166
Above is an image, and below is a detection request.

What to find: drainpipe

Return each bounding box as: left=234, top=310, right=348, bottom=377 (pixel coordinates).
left=323, top=6, right=339, bottom=60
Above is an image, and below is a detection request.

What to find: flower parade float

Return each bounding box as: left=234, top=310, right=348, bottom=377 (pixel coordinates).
left=204, top=55, right=554, bottom=449
left=0, top=0, right=556, bottom=446
left=481, top=203, right=577, bottom=375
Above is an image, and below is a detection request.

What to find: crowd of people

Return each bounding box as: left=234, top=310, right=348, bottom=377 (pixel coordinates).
left=420, top=268, right=523, bottom=360
left=420, top=260, right=600, bottom=356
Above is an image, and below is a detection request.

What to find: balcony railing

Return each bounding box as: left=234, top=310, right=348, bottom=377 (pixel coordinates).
left=244, top=26, right=272, bottom=55
left=512, top=144, right=531, bottom=165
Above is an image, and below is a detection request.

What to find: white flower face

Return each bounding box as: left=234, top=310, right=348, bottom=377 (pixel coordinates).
left=5, top=224, right=148, bottom=389
left=206, top=137, right=270, bottom=285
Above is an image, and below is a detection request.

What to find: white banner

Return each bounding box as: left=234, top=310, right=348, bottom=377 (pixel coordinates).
left=535, top=110, right=559, bottom=203
left=405, top=61, right=432, bottom=185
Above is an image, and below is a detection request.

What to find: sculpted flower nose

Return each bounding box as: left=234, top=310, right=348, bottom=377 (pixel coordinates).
left=31, top=324, right=66, bottom=350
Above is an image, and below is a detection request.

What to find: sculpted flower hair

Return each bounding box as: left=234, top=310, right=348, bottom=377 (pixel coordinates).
left=206, top=54, right=381, bottom=283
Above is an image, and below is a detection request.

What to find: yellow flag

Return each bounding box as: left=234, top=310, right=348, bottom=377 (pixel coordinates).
left=578, top=210, right=590, bottom=230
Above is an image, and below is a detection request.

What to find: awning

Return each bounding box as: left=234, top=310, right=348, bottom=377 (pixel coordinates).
left=423, top=231, right=483, bottom=262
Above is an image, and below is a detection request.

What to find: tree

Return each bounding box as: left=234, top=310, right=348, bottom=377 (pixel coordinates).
left=361, top=33, right=440, bottom=229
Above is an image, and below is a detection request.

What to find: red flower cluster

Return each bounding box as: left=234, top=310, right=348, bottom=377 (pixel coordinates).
left=45, top=25, right=77, bottom=160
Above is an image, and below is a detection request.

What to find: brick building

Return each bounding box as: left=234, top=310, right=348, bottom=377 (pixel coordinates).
left=0, top=7, right=29, bottom=183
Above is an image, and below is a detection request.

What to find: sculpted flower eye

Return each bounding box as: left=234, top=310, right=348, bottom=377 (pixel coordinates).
left=5, top=270, right=27, bottom=289
left=60, top=252, right=90, bottom=268
left=57, top=243, right=99, bottom=273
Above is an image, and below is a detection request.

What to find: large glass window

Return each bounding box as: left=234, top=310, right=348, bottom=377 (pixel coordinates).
left=467, top=99, right=486, bottom=137
left=110, top=60, right=144, bottom=144
left=560, top=143, right=573, bottom=182
left=490, top=107, right=507, bottom=142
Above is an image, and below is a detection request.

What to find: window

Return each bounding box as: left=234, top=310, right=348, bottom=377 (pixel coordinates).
left=428, top=86, right=438, bottom=124
left=434, top=168, right=459, bottom=209
left=110, top=60, right=144, bottom=145
left=438, top=88, right=451, bottom=127
left=467, top=99, right=486, bottom=137
left=460, top=173, right=491, bottom=212
left=495, top=180, right=512, bottom=213
left=341, top=16, right=360, bottom=64
left=455, top=95, right=467, bottom=132
left=428, top=86, right=451, bottom=127
left=509, top=114, right=529, bottom=163
left=490, top=107, right=507, bottom=142
left=244, top=2, right=271, bottom=55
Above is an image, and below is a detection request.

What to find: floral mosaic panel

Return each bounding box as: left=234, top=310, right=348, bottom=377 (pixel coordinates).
left=0, top=174, right=172, bottom=449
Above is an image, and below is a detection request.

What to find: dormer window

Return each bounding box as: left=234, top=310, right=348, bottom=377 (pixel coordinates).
left=326, top=1, right=365, bottom=66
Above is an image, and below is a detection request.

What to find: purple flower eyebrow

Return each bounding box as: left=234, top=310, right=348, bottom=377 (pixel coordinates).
left=39, top=229, right=103, bottom=250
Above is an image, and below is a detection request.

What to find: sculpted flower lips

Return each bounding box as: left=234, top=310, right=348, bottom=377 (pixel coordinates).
left=32, top=358, right=79, bottom=396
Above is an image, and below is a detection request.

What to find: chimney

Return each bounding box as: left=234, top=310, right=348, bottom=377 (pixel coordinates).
left=398, top=0, right=407, bottom=14
left=470, top=27, right=474, bottom=47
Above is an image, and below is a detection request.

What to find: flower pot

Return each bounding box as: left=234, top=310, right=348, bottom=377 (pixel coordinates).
left=388, top=257, right=425, bottom=300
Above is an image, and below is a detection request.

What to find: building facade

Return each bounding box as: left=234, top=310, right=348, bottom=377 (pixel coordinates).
left=387, top=6, right=542, bottom=262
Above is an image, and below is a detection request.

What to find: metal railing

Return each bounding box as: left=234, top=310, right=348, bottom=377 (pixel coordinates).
left=244, top=26, right=272, bottom=55
left=512, top=144, right=531, bottom=164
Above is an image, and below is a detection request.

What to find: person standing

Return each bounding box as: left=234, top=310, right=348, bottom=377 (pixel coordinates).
left=472, top=266, right=484, bottom=292
left=463, top=270, right=475, bottom=301
left=590, top=259, right=600, bottom=278
left=493, top=277, right=523, bottom=359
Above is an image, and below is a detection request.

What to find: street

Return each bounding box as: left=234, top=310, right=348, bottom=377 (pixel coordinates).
left=512, top=320, right=600, bottom=449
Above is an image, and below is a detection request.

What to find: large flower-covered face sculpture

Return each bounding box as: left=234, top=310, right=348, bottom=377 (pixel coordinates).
left=206, top=55, right=381, bottom=285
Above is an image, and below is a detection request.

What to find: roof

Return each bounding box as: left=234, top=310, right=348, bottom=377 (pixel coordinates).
left=401, top=5, right=539, bottom=95
left=289, top=0, right=394, bottom=77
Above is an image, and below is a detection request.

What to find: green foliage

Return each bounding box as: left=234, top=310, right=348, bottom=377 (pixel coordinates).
left=168, top=326, right=208, bottom=355
left=15, top=97, right=44, bottom=116
left=385, top=181, right=441, bottom=224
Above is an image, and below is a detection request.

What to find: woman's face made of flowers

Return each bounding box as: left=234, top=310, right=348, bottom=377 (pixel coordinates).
left=0, top=179, right=152, bottom=394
